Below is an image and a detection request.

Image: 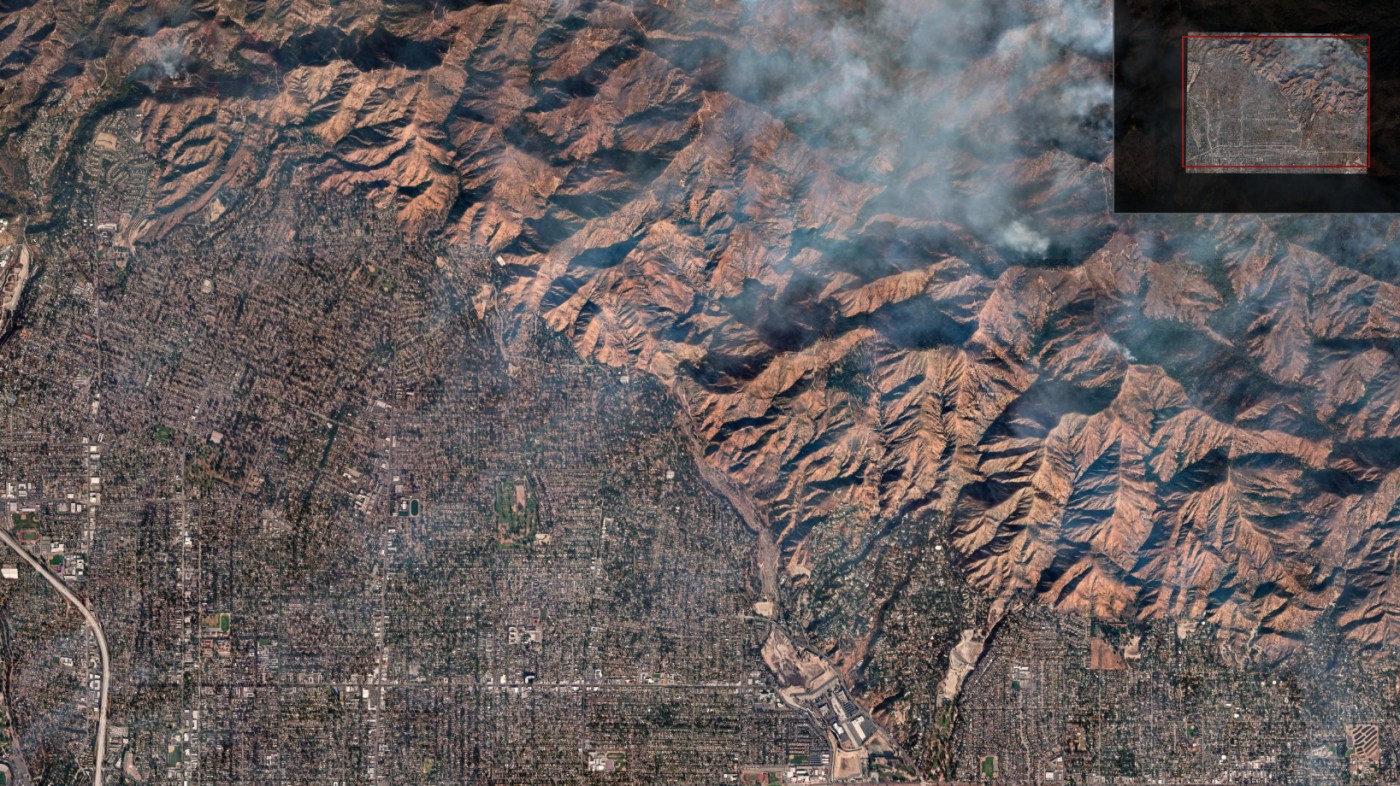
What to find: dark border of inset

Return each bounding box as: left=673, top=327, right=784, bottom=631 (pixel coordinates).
left=1112, top=0, right=1400, bottom=214
left=1179, top=34, right=1371, bottom=172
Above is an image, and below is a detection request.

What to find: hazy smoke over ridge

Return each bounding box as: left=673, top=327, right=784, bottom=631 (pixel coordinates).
left=722, top=0, right=1114, bottom=261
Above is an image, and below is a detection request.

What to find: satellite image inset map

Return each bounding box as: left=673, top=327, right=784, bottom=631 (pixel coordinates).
left=0, top=0, right=1399, bottom=784
left=1184, top=34, right=1370, bottom=172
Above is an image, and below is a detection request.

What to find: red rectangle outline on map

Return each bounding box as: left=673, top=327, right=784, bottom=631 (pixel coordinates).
left=1181, top=34, right=1371, bottom=170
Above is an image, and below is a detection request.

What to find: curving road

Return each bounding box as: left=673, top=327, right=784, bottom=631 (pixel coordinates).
left=0, top=526, right=109, bottom=786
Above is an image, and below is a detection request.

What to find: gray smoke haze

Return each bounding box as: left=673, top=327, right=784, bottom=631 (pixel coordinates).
left=723, top=0, right=1114, bottom=261
left=715, top=0, right=1400, bottom=389
left=717, top=0, right=1397, bottom=271
left=133, top=28, right=193, bottom=82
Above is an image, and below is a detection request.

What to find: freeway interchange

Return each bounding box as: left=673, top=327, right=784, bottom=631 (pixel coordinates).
left=0, top=525, right=109, bottom=786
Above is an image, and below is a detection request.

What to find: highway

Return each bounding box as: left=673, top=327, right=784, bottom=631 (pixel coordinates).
left=0, top=526, right=109, bottom=786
